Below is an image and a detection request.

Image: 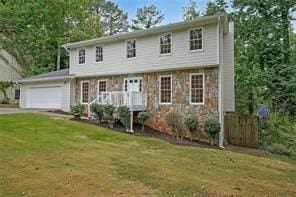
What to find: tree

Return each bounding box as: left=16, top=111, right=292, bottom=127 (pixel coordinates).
left=204, top=0, right=228, bottom=16
left=91, top=0, right=129, bottom=35
left=182, top=0, right=200, bottom=21
left=0, top=81, right=14, bottom=104
left=0, top=0, right=103, bottom=75
left=131, top=5, right=164, bottom=30
left=233, top=0, right=296, bottom=116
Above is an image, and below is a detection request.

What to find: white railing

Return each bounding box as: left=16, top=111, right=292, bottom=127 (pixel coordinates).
left=88, top=91, right=147, bottom=117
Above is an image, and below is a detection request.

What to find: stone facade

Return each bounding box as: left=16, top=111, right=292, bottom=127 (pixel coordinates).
left=75, top=67, right=219, bottom=141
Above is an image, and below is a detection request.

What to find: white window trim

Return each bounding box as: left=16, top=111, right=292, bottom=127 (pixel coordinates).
left=189, top=73, right=205, bottom=105
left=78, top=48, right=86, bottom=65
left=126, top=39, right=137, bottom=59
left=159, top=32, right=173, bottom=56
left=188, top=27, right=204, bottom=52
left=95, top=45, right=104, bottom=63
left=97, top=80, right=107, bottom=95
left=80, top=80, right=90, bottom=104
left=159, top=75, right=172, bottom=105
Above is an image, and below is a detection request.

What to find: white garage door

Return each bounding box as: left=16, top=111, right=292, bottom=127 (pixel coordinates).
left=27, top=86, right=62, bottom=109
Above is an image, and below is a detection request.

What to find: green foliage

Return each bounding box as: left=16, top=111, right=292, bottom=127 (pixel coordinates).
left=91, top=0, right=128, bottom=35
left=185, top=116, right=198, bottom=140
left=261, top=114, right=296, bottom=158
left=204, top=0, right=228, bottom=16
left=182, top=0, right=200, bottom=21
left=70, top=103, right=85, bottom=119
left=0, top=81, right=13, bottom=103
left=117, top=106, right=130, bottom=131
left=131, top=5, right=164, bottom=30
left=204, top=119, right=220, bottom=144
left=138, top=112, right=151, bottom=132
left=0, top=0, right=103, bottom=75
left=103, top=104, right=116, bottom=128
left=90, top=103, right=104, bottom=123
left=164, top=111, right=183, bottom=139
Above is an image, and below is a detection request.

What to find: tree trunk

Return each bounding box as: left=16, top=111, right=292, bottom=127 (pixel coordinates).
left=57, top=43, right=61, bottom=70
left=248, top=89, right=254, bottom=115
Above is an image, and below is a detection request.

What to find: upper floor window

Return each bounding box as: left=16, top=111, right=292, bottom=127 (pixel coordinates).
left=126, top=40, right=136, bottom=58
left=189, top=28, right=203, bottom=51
left=96, top=46, right=103, bottom=62
left=79, top=49, right=86, bottom=64
left=159, top=75, right=172, bottom=104
left=81, top=81, right=89, bottom=103
left=160, top=33, right=171, bottom=54
left=190, top=73, right=204, bottom=104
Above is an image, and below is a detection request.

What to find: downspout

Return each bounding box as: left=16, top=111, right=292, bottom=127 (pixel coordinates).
left=218, top=16, right=225, bottom=149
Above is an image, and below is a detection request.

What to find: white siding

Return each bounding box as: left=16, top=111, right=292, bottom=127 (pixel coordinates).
left=69, top=24, right=218, bottom=77
left=20, top=79, right=73, bottom=112
left=223, top=22, right=235, bottom=112
left=0, top=49, right=23, bottom=102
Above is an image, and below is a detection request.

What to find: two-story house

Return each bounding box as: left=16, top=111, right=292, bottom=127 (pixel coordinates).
left=18, top=14, right=234, bottom=146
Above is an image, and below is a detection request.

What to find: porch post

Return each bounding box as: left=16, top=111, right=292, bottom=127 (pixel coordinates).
left=130, top=109, right=134, bottom=132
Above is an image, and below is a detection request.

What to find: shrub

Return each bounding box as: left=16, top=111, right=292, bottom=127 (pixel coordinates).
left=1, top=97, right=9, bottom=104
left=204, top=119, right=220, bottom=145
left=138, top=112, right=151, bottom=132
left=103, top=104, right=116, bottom=128
left=117, top=106, right=130, bottom=131
left=164, top=111, right=183, bottom=139
left=70, top=103, right=84, bottom=119
left=90, top=103, right=104, bottom=123
left=267, top=143, right=291, bottom=156
left=185, top=116, right=198, bottom=141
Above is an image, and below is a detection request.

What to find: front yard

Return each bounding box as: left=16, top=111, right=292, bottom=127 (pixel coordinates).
left=0, top=114, right=295, bottom=196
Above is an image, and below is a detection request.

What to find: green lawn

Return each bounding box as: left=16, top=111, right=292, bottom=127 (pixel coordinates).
left=0, top=114, right=295, bottom=196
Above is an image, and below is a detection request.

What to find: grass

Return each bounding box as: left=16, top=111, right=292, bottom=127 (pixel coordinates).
left=0, top=114, right=295, bottom=196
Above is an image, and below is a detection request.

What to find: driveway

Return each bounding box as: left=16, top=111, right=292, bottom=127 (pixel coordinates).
left=0, top=108, right=48, bottom=115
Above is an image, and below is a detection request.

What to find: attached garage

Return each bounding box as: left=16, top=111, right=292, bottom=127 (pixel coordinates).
left=17, top=69, right=75, bottom=112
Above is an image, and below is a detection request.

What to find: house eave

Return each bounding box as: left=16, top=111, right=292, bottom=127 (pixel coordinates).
left=16, top=75, right=75, bottom=83
left=64, top=14, right=227, bottom=49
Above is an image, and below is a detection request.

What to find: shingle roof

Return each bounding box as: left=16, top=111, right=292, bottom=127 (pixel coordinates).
left=17, top=69, right=73, bottom=83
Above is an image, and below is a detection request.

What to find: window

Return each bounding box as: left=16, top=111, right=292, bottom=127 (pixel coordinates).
left=14, top=89, right=20, bottom=100
left=190, top=73, right=204, bottom=104
left=79, top=49, right=86, bottom=64
left=189, top=28, right=203, bottom=51
left=126, top=40, right=136, bottom=58
left=96, top=46, right=103, bottom=62
left=159, top=75, right=172, bottom=104
left=98, top=80, right=107, bottom=93
left=160, top=33, right=171, bottom=54
left=81, top=81, right=89, bottom=103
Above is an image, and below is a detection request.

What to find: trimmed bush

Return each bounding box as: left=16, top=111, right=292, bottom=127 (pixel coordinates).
left=70, top=103, right=84, bottom=119
left=164, top=111, right=183, bottom=139
left=103, top=104, right=116, bottom=128
left=117, top=106, right=130, bottom=131
left=138, top=112, right=151, bottom=132
left=204, top=119, right=220, bottom=145
left=1, top=97, right=9, bottom=104
left=185, top=116, right=198, bottom=141
left=90, top=103, right=104, bottom=123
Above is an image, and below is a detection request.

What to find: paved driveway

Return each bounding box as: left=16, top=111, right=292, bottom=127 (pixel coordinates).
left=0, top=108, right=48, bottom=115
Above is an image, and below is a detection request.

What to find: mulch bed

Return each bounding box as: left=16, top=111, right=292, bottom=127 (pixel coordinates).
left=0, top=103, right=19, bottom=108
left=74, top=118, right=217, bottom=150
left=47, top=110, right=72, bottom=116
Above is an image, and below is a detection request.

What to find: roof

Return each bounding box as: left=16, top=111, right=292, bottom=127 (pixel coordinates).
left=64, top=14, right=228, bottom=49
left=17, top=69, right=74, bottom=83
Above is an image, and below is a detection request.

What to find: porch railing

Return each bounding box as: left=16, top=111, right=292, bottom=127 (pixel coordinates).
left=88, top=91, right=147, bottom=117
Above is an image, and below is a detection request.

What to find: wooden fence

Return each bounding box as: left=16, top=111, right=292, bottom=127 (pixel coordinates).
left=224, top=114, right=260, bottom=148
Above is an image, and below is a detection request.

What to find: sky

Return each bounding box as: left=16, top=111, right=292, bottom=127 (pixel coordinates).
left=111, top=0, right=296, bottom=31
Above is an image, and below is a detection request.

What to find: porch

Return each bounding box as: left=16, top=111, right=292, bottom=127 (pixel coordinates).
left=87, top=91, right=147, bottom=132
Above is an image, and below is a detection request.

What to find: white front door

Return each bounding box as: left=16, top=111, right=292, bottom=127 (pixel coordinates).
left=125, top=77, right=141, bottom=92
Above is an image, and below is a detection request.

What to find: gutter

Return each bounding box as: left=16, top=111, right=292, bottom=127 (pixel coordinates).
left=218, top=15, right=225, bottom=149
left=16, top=75, right=75, bottom=83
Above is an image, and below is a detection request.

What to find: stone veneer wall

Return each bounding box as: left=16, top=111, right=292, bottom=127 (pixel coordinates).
left=75, top=67, right=219, bottom=141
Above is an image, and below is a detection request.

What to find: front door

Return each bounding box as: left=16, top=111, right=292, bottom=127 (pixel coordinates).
left=125, top=77, right=142, bottom=92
